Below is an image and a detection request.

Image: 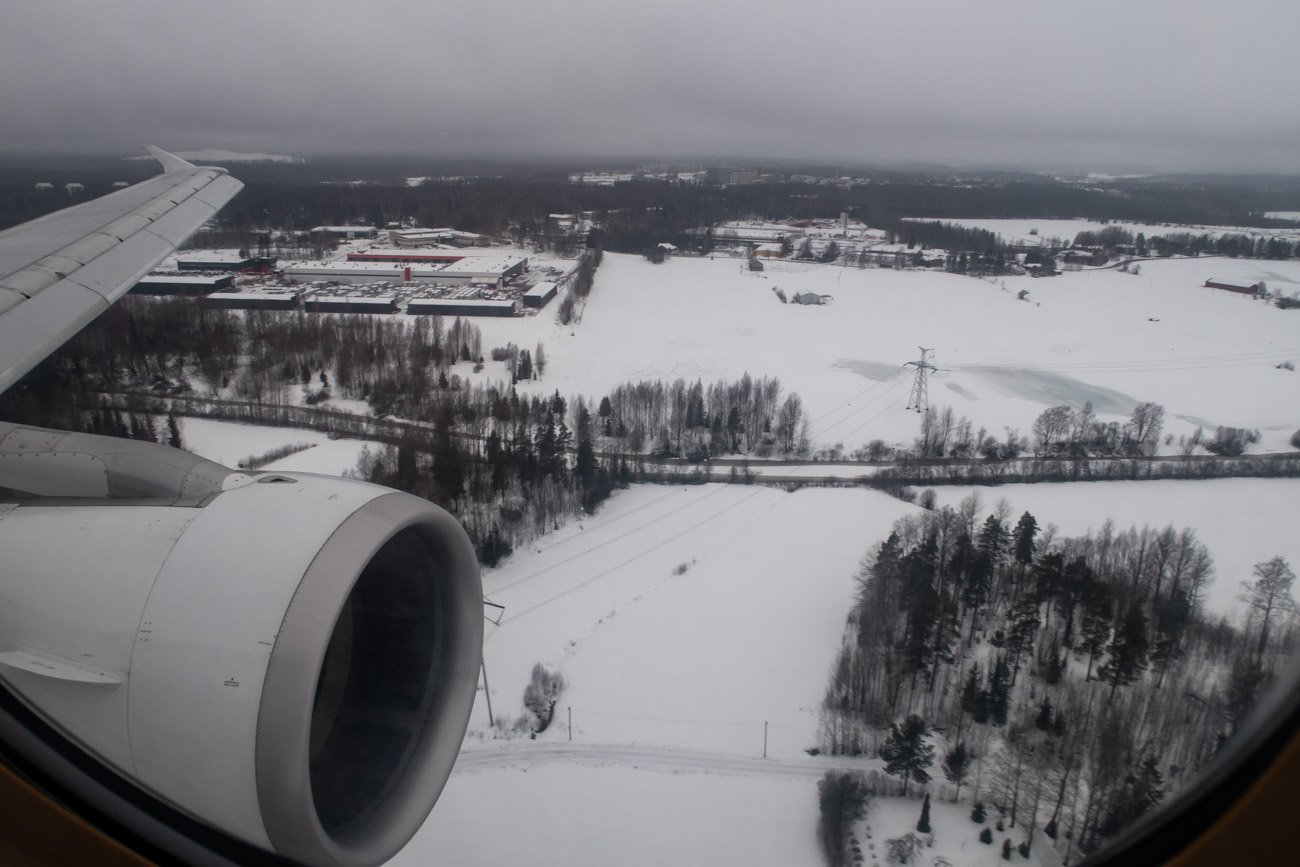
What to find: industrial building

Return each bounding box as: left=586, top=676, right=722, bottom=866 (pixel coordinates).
left=284, top=254, right=522, bottom=288
left=388, top=228, right=488, bottom=247
left=311, top=225, right=378, bottom=239
left=284, top=261, right=442, bottom=282
left=406, top=299, right=516, bottom=317
left=199, top=291, right=300, bottom=311
left=131, top=273, right=232, bottom=296
left=437, top=255, right=527, bottom=283
left=347, top=248, right=466, bottom=265
left=177, top=251, right=277, bottom=272
left=522, top=281, right=557, bottom=308
left=303, top=295, right=399, bottom=314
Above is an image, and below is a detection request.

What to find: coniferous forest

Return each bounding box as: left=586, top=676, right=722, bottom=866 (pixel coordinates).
left=818, top=495, right=1296, bottom=862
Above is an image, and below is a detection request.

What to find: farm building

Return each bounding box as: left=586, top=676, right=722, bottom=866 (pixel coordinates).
left=199, top=291, right=300, bottom=311
left=792, top=291, right=832, bottom=305
left=755, top=243, right=785, bottom=259
left=303, top=295, right=399, bottom=314
left=1205, top=278, right=1263, bottom=295
left=522, top=281, right=558, bottom=308
left=406, top=299, right=516, bottom=317
left=131, top=273, right=232, bottom=296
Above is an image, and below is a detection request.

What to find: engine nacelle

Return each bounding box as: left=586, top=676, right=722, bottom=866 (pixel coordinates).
left=0, top=423, right=483, bottom=866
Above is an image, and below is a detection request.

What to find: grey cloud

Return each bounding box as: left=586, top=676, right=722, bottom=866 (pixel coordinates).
left=1, top=0, right=1297, bottom=172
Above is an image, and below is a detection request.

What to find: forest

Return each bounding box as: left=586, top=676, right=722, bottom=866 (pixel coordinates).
left=816, top=496, right=1296, bottom=864
left=0, top=292, right=812, bottom=563
left=6, top=155, right=1300, bottom=258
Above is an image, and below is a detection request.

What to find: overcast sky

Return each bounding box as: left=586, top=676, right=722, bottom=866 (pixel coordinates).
left=3, top=0, right=1297, bottom=173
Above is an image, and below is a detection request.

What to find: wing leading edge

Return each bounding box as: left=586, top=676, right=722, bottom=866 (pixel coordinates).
left=0, top=147, right=244, bottom=394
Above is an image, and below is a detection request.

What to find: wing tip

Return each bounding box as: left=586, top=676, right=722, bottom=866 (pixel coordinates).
left=146, top=145, right=196, bottom=174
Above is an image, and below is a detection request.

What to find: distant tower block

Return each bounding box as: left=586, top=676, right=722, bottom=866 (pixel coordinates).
left=905, top=347, right=936, bottom=412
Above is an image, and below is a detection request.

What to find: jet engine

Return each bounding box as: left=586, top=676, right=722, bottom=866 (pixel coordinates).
left=0, top=422, right=483, bottom=866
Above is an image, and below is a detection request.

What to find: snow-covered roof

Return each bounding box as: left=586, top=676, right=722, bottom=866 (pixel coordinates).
left=439, top=255, right=527, bottom=276
left=1206, top=278, right=1260, bottom=289
left=138, top=274, right=229, bottom=285
left=205, top=291, right=299, bottom=302
left=177, top=250, right=252, bottom=264
left=523, top=281, right=558, bottom=298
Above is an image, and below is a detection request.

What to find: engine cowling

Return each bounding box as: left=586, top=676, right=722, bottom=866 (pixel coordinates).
left=0, top=423, right=483, bottom=866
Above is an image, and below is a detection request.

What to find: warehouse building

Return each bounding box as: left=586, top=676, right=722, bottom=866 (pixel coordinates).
left=303, top=295, right=399, bottom=314
left=406, top=299, right=516, bottom=317
left=347, top=248, right=466, bottom=265
left=311, top=225, right=378, bottom=240
left=199, top=291, right=300, bottom=311
left=131, top=273, right=232, bottom=296
left=522, top=281, right=557, bottom=308
left=177, top=251, right=277, bottom=272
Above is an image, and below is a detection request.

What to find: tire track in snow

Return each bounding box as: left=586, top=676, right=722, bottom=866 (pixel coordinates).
left=497, top=487, right=770, bottom=624
left=489, top=485, right=733, bottom=595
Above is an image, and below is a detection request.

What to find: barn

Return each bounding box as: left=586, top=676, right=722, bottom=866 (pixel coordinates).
left=1205, top=278, right=1263, bottom=296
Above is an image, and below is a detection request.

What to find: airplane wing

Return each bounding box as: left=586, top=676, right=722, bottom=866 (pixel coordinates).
left=0, top=146, right=244, bottom=393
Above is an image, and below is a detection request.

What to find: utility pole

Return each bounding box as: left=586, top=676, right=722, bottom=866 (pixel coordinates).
left=905, top=347, right=936, bottom=413
left=568, top=707, right=572, bottom=741
left=480, top=658, right=494, bottom=728
left=763, top=721, right=768, bottom=759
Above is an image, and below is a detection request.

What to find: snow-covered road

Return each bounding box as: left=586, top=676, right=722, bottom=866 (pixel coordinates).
left=455, top=741, right=880, bottom=779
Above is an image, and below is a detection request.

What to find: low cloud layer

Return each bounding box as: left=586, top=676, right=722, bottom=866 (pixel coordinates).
left=3, top=0, right=1297, bottom=173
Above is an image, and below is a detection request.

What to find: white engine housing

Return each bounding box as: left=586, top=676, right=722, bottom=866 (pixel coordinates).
left=0, top=423, right=483, bottom=866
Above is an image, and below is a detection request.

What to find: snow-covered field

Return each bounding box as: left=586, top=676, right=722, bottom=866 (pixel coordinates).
left=171, top=417, right=374, bottom=475
left=455, top=252, right=1300, bottom=453
left=386, top=483, right=918, bottom=865
left=915, top=217, right=1300, bottom=248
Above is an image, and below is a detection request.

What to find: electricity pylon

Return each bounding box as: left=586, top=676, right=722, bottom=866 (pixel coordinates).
left=905, top=347, right=935, bottom=413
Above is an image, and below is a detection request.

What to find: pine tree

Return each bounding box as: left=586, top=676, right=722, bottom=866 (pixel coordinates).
left=988, top=656, right=1012, bottom=725
left=979, top=827, right=993, bottom=844
left=1099, top=604, right=1150, bottom=692
left=879, top=715, right=934, bottom=795
left=917, top=793, right=932, bottom=833
left=1034, top=698, right=1054, bottom=732
left=971, top=801, right=986, bottom=823
left=166, top=411, right=183, bottom=449
left=943, top=743, right=972, bottom=800
left=1001, top=838, right=1012, bottom=860
left=1013, top=511, right=1038, bottom=567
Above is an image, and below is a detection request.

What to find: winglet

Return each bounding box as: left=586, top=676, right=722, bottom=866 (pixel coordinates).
left=146, top=145, right=196, bottom=174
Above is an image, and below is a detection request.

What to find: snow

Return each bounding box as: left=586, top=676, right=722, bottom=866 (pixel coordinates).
left=914, top=217, right=1300, bottom=247
left=379, top=484, right=916, bottom=865
left=1264, top=211, right=1300, bottom=223
left=931, top=478, right=1300, bottom=615
left=166, top=417, right=375, bottom=476
left=865, top=798, right=1058, bottom=867
left=454, top=252, right=1300, bottom=454
left=395, top=763, right=820, bottom=867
